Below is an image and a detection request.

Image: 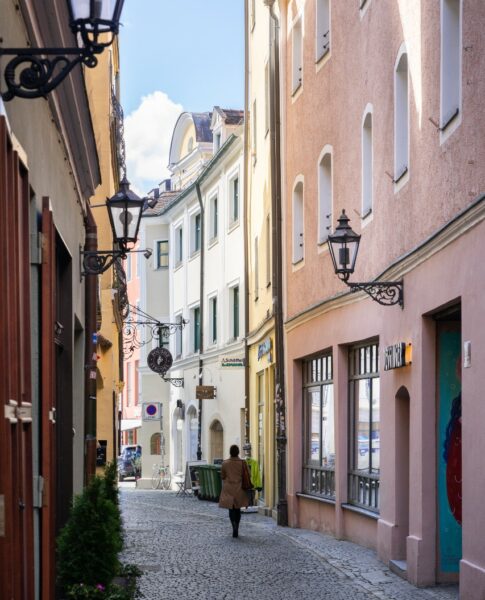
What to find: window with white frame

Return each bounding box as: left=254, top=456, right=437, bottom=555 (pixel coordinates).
left=316, top=0, right=330, bottom=61
left=155, top=240, right=169, bottom=269
left=265, top=61, right=270, bottom=134
left=125, top=254, right=132, bottom=281
left=231, top=286, right=240, bottom=340
left=252, top=99, right=257, bottom=163
left=209, top=195, right=218, bottom=241
left=175, top=225, right=183, bottom=265
left=318, top=152, right=332, bottom=243
left=251, top=0, right=256, bottom=31
left=362, top=111, right=373, bottom=217
left=394, top=50, right=409, bottom=183
left=214, top=132, right=222, bottom=153
left=292, top=17, right=303, bottom=93
left=441, top=0, right=461, bottom=131
left=209, top=296, right=217, bottom=344
left=175, top=313, right=183, bottom=358
left=266, top=215, right=271, bottom=286
left=254, top=237, right=259, bottom=301
left=230, top=176, right=239, bottom=224
left=191, top=306, right=201, bottom=353
left=348, top=341, right=380, bottom=513
left=292, top=181, right=304, bottom=263
left=190, top=212, right=201, bottom=255
left=303, top=353, right=335, bottom=499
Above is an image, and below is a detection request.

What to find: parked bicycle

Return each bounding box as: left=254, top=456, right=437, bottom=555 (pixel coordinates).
left=151, top=463, right=172, bottom=490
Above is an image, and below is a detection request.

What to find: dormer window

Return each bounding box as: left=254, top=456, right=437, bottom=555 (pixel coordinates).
left=214, top=132, right=222, bottom=152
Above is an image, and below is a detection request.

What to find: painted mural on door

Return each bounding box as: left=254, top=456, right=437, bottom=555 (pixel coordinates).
left=437, top=327, right=462, bottom=573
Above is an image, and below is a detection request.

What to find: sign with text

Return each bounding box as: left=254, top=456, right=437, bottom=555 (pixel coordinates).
left=384, top=343, right=412, bottom=371
left=142, top=402, right=161, bottom=421
left=221, top=357, right=245, bottom=368
left=196, top=385, right=216, bottom=399
left=258, top=337, right=272, bottom=361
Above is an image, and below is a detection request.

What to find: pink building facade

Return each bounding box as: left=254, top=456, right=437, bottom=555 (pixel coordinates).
left=280, top=1, right=485, bottom=596
left=121, top=248, right=142, bottom=445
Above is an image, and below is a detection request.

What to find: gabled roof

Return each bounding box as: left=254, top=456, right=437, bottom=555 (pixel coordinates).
left=212, top=106, right=244, bottom=127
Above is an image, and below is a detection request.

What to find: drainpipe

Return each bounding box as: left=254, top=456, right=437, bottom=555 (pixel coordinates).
left=84, top=207, right=98, bottom=484
left=195, top=182, right=205, bottom=460
left=243, top=0, right=250, bottom=446
left=265, top=0, right=288, bottom=526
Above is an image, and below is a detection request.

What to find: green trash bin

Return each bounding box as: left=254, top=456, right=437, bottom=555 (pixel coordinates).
left=198, top=466, right=209, bottom=500
left=206, top=465, right=215, bottom=500
left=213, top=464, right=222, bottom=500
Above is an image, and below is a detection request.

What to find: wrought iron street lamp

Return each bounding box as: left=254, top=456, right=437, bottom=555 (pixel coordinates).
left=0, top=0, right=124, bottom=100
left=81, top=177, right=145, bottom=275
left=328, top=210, right=404, bottom=307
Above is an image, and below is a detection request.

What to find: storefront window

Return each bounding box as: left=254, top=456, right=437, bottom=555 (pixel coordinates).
left=257, top=372, right=265, bottom=500
left=348, top=341, right=380, bottom=512
left=302, top=354, right=335, bottom=499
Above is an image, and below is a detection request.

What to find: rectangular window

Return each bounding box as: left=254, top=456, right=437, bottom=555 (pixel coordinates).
left=134, top=360, right=139, bottom=406
left=126, top=254, right=132, bottom=281
left=348, top=342, right=380, bottom=512
left=127, top=362, right=133, bottom=406
left=303, top=354, right=335, bottom=499
left=210, top=196, right=218, bottom=240
left=209, top=296, right=217, bottom=344
left=192, top=306, right=201, bottom=353
left=232, top=286, right=239, bottom=339
left=266, top=215, right=271, bottom=286
left=292, top=17, right=303, bottom=93
left=265, top=62, right=270, bottom=134
left=175, top=226, right=183, bottom=265
left=362, top=113, right=373, bottom=217
left=156, top=240, right=169, bottom=268
left=175, top=314, right=183, bottom=358
left=191, top=212, right=201, bottom=254
left=316, top=0, right=330, bottom=61
left=440, top=0, right=461, bottom=131
left=252, top=99, right=257, bottom=163
left=231, top=177, right=239, bottom=223
left=254, top=237, right=259, bottom=301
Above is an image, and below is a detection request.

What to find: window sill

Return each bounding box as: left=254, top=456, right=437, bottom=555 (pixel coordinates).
left=297, top=492, right=336, bottom=506
left=341, top=502, right=379, bottom=520
left=361, top=208, right=372, bottom=220
left=291, top=82, right=302, bottom=99
left=189, top=250, right=201, bottom=261
left=228, top=219, right=240, bottom=234
left=315, top=48, right=330, bottom=66
left=208, top=237, right=218, bottom=249
left=266, top=281, right=271, bottom=288
left=173, top=261, right=183, bottom=272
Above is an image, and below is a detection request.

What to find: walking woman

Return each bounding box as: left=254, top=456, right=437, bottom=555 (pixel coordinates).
left=219, top=445, right=249, bottom=538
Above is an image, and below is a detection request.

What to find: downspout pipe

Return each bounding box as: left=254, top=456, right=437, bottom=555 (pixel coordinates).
left=195, top=182, right=205, bottom=460
left=84, top=206, right=98, bottom=484
left=243, top=0, right=250, bottom=446
left=265, top=0, right=288, bottom=526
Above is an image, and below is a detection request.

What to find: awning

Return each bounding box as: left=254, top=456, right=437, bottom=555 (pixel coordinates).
left=120, top=419, right=142, bottom=432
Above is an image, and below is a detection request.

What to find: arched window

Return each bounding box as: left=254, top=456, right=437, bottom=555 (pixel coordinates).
left=318, top=152, right=332, bottom=243
left=292, top=16, right=303, bottom=93
left=394, top=50, right=409, bottom=183
left=150, top=433, right=161, bottom=455
left=362, top=110, right=373, bottom=216
left=292, top=181, right=304, bottom=263
left=441, top=0, right=461, bottom=131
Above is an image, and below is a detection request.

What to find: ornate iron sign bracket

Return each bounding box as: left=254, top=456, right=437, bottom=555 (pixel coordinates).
left=348, top=281, right=403, bottom=308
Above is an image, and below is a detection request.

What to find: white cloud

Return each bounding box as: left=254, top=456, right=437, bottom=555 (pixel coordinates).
left=124, top=91, right=183, bottom=194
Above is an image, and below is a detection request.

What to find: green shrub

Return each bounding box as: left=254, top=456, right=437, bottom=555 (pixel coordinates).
left=57, top=469, right=123, bottom=589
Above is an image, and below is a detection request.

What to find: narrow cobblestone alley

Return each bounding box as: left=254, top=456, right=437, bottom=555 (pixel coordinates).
left=120, top=488, right=458, bottom=600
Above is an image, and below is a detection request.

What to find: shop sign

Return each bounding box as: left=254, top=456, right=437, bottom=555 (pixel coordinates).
left=196, top=385, right=216, bottom=399
left=384, top=342, right=412, bottom=371
left=142, top=402, right=161, bottom=421
left=258, top=337, right=272, bottom=361
left=221, top=357, right=245, bottom=368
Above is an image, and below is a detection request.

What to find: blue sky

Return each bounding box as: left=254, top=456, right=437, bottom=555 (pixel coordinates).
left=119, top=1, right=245, bottom=193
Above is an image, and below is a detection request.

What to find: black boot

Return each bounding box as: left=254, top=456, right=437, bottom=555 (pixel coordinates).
left=232, top=521, right=238, bottom=538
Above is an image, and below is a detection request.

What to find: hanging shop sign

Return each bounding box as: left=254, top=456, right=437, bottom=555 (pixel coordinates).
left=384, top=342, right=412, bottom=371
left=196, top=385, right=216, bottom=399
left=221, top=357, right=246, bottom=368
left=258, top=337, right=272, bottom=361
left=142, top=402, right=161, bottom=421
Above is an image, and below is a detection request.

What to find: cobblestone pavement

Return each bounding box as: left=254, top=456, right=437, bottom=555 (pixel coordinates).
left=120, top=489, right=459, bottom=600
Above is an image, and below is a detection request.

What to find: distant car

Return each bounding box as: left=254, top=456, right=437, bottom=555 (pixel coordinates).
left=358, top=435, right=380, bottom=456
left=118, top=445, right=142, bottom=481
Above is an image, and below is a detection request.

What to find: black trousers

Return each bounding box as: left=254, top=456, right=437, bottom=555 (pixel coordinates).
left=228, top=507, right=241, bottom=525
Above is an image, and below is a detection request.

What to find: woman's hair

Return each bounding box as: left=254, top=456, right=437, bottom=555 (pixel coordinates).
left=229, top=444, right=239, bottom=457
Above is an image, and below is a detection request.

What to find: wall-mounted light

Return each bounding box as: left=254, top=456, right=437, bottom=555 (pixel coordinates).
left=81, top=177, right=145, bottom=276
left=0, top=0, right=124, bottom=100
left=327, top=210, right=404, bottom=307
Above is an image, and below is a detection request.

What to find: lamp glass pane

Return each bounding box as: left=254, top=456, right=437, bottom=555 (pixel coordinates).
left=70, top=0, right=118, bottom=22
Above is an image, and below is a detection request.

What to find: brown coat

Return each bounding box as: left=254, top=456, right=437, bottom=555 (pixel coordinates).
left=218, top=457, right=249, bottom=509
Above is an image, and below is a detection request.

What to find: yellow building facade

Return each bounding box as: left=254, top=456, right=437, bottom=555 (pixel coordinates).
left=85, top=41, right=124, bottom=468
left=245, top=0, right=280, bottom=516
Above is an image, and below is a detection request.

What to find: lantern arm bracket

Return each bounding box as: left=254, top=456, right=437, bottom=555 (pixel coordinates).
left=160, top=375, right=185, bottom=388
left=81, top=249, right=126, bottom=277
left=347, top=280, right=404, bottom=308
